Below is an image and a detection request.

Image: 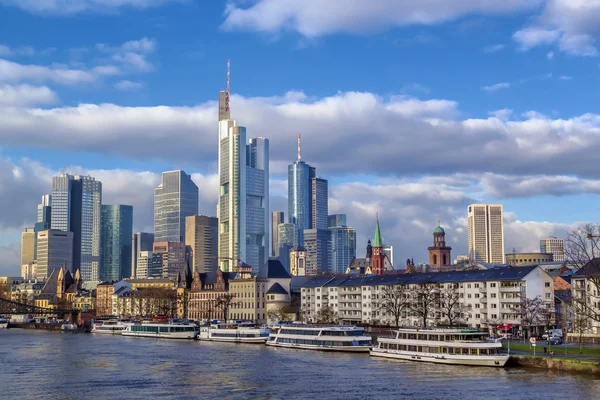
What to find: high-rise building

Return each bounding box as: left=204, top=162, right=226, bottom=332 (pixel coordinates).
left=467, top=204, right=505, bottom=264
left=383, top=244, right=394, bottom=270
left=131, top=232, right=154, bottom=278
left=289, top=246, right=307, bottom=276
left=100, top=205, right=133, bottom=281
left=288, top=137, right=316, bottom=246
left=271, top=212, right=284, bottom=257
left=21, top=227, right=35, bottom=266
left=311, top=178, right=328, bottom=230
left=51, top=173, right=102, bottom=282
left=153, top=241, right=187, bottom=280
left=304, top=228, right=330, bottom=275
left=328, top=214, right=346, bottom=229
left=278, top=222, right=297, bottom=272
left=136, top=251, right=163, bottom=278
left=36, top=229, right=73, bottom=280
left=154, top=170, right=199, bottom=243
left=185, top=215, right=218, bottom=273
left=540, top=237, right=565, bottom=262
left=328, top=214, right=356, bottom=274
left=37, top=194, right=51, bottom=224
left=217, top=86, right=269, bottom=273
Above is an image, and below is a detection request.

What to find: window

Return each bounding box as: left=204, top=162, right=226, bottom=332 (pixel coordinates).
left=490, top=283, right=496, bottom=288
left=545, top=282, right=551, bottom=288
left=492, top=314, right=497, bottom=319
left=491, top=304, right=497, bottom=308
left=467, top=284, right=471, bottom=289
left=475, top=284, right=480, bottom=288
left=545, top=293, right=551, bottom=299
left=491, top=293, right=496, bottom=298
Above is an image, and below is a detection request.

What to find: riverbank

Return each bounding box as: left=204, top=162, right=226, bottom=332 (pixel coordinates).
left=508, top=355, right=600, bottom=374
left=503, top=342, right=600, bottom=357
left=8, top=322, right=87, bottom=333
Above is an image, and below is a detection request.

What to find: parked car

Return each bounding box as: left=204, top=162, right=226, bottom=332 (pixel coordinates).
left=549, top=336, right=562, bottom=345
left=542, top=329, right=563, bottom=340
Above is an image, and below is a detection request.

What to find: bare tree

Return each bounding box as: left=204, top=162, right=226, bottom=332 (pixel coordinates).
left=267, top=305, right=295, bottom=323
left=410, top=283, right=439, bottom=328
left=438, top=284, right=467, bottom=326
left=215, top=293, right=237, bottom=320
left=316, top=305, right=338, bottom=324
left=0, top=281, right=10, bottom=300
left=376, top=284, right=410, bottom=327
left=517, top=296, right=546, bottom=338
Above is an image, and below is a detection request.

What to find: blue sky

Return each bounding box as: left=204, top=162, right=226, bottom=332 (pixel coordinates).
left=1, top=0, right=600, bottom=274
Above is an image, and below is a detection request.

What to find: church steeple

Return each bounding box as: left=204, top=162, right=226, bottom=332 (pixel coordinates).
left=373, top=214, right=382, bottom=248
left=371, top=215, right=385, bottom=275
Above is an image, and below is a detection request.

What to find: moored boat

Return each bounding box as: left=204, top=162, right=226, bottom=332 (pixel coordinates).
left=91, top=320, right=130, bottom=335
left=266, top=324, right=372, bottom=352
left=197, top=321, right=270, bottom=343
left=0, top=318, right=8, bottom=329
left=370, top=328, right=509, bottom=367
left=122, top=321, right=198, bottom=339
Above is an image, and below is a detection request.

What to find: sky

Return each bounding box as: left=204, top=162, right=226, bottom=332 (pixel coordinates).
left=1, top=0, right=600, bottom=275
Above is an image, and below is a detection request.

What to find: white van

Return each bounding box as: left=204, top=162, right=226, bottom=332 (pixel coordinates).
left=542, top=329, right=563, bottom=339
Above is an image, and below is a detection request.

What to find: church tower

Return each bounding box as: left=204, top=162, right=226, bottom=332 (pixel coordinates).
left=371, top=216, right=385, bottom=275
left=428, top=221, right=452, bottom=267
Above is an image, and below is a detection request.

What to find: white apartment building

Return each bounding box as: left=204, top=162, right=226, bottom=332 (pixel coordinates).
left=468, top=204, right=505, bottom=264
left=572, top=263, right=600, bottom=335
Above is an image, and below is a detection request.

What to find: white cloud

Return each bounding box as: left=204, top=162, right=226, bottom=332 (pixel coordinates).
left=559, top=75, right=573, bottom=80
left=0, top=84, right=58, bottom=106
left=222, top=0, right=541, bottom=37
left=0, top=0, right=182, bottom=15
left=0, top=44, right=37, bottom=57
left=97, top=37, right=157, bottom=72
left=114, top=80, right=145, bottom=91
left=481, top=82, right=511, bottom=92
left=547, top=51, right=554, bottom=59
left=513, top=28, right=561, bottom=50
left=484, top=44, right=505, bottom=53
left=0, top=58, right=96, bottom=85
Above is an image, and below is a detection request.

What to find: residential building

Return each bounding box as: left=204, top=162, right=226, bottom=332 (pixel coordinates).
left=540, top=237, right=565, bottom=262
left=37, top=194, right=51, bottom=224
left=271, top=211, right=284, bottom=257
left=51, top=173, right=102, bottom=282
left=100, top=205, right=133, bottom=281
left=96, top=280, right=131, bottom=317
left=300, top=266, right=554, bottom=332
left=21, top=262, right=36, bottom=281
left=311, top=177, right=328, bottom=230
left=125, top=277, right=176, bottom=290
left=188, top=268, right=237, bottom=320
left=467, top=204, right=505, bottom=264
left=246, top=137, right=270, bottom=272
left=428, top=222, right=452, bottom=267
left=131, top=232, right=154, bottom=278
left=136, top=251, right=163, bottom=278
left=571, top=261, right=600, bottom=335
left=154, top=170, right=199, bottom=243
left=21, top=227, right=35, bottom=266
left=289, top=246, right=307, bottom=276
left=288, top=137, right=316, bottom=246
left=328, top=214, right=356, bottom=274
left=185, top=215, right=218, bottom=274
left=304, top=228, right=330, bottom=275
left=36, top=229, right=73, bottom=280
left=153, top=241, right=187, bottom=281
left=506, top=252, right=554, bottom=266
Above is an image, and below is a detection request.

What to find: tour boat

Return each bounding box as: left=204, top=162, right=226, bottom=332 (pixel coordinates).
left=197, top=321, right=270, bottom=343
left=0, top=318, right=8, bottom=329
left=122, top=321, right=198, bottom=339
left=266, top=324, right=373, bottom=352
left=91, top=320, right=130, bottom=335
left=370, top=328, right=509, bottom=367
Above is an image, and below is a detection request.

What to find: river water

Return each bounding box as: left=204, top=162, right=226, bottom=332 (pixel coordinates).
left=0, top=330, right=598, bottom=400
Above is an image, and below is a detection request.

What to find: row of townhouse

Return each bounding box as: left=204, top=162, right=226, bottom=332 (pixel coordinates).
left=300, top=266, right=554, bottom=332
left=571, top=260, right=600, bottom=335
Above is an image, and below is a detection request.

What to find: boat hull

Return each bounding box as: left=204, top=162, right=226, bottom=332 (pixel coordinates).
left=122, top=332, right=195, bottom=339
left=197, top=337, right=267, bottom=344
left=91, top=328, right=125, bottom=335
left=370, top=349, right=509, bottom=367
left=0, top=323, right=7, bottom=329
left=266, top=342, right=370, bottom=353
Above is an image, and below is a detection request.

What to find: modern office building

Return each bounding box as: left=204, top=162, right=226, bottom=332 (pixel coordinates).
left=153, top=241, right=187, bottom=280
left=51, top=173, right=102, bottom=282
left=540, top=237, right=565, bottom=262
left=304, top=228, right=330, bottom=275
left=311, top=177, right=328, bottom=230
left=185, top=215, right=218, bottom=273
left=467, top=204, right=505, bottom=264
left=271, top=211, right=284, bottom=257
left=100, top=205, right=133, bottom=281
left=131, top=232, right=154, bottom=278
left=136, top=251, right=163, bottom=278
left=20, top=227, right=35, bottom=266
left=36, top=229, right=73, bottom=280
left=277, top=222, right=297, bottom=272
left=37, top=194, right=51, bottom=224
left=328, top=214, right=356, bottom=274
left=383, top=244, right=394, bottom=270
left=288, top=137, right=316, bottom=246
left=246, top=137, right=269, bottom=272
left=154, top=170, right=199, bottom=243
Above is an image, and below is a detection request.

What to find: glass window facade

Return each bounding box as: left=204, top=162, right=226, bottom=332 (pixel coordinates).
left=288, top=161, right=315, bottom=245
left=154, top=170, right=199, bottom=243
left=101, top=205, right=133, bottom=281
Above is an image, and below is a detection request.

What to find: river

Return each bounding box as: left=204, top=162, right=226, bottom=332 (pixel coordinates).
left=0, top=330, right=598, bottom=399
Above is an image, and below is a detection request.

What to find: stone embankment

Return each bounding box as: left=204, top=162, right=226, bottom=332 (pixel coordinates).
left=508, top=355, right=600, bottom=374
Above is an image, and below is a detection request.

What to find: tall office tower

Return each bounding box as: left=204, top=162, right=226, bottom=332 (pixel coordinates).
left=467, top=204, right=505, bottom=264
left=540, top=237, right=565, bottom=262
left=154, top=170, right=199, bottom=243
left=311, top=177, right=328, bottom=230
left=51, top=173, right=102, bottom=281
left=304, top=228, right=330, bottom=275
left=131, top=232, right=154, bottom=278
left=278, top=222, right=297, bottom=272
left=383, top=244, right=394, bottom=270
left=36, top=229, right=73, bottom=280
left=328, top=215, right=356, bottom=274
left=185, top=215, right=218, bottom=273
left=289, top=246, right=307, bottom=276
left=37, top=194, right=51, bottom=224
left=246, top=137, right=269, bottom=272
left=153, top=241, right=186, bottom=280
left=288, top=135, right=316, bottom=246
left=100, top=205, right=133, bottom=281
left=21, top=227, right=35, bottom=266
left=136, top=251, right=163, bottom=278
left=271, top=212, right=284, bottom=257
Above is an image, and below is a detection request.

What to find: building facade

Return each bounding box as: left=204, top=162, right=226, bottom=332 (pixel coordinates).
left=304, top=228, right=330, bottom=275
left=185, top=215, right=218, bottom=274
left=506, top=252, right=554, bottom=266
left=289, top=246, right=307, bottom=276
left=136, top=251, right=163, bottom=278
left=246, top=137, right=269, bottom=272
left=153, top=241, right=187, bottom=281
left=328, top=215, right=356, bottom=274
left=271, top=211, right=284, bottom=257
left=21, top=227, right=35, bottom=266
left=467, top=204, right=505, bottom=264
left=540, top=237, right=565, bottom=262
left=36, top=229, right=73, bottom=280
left=288, top=157, right=315, bottom=246
left=100, top=205, right=133, bottom=281
left=131, top=232, right=154, bottom=278
left=311, top=177, right=328, bottom=230
left=37, top=194, right=51, bottom=224
left=154, top=170, right=199, bottom=243
left=188, top=269, right=236, bottom=321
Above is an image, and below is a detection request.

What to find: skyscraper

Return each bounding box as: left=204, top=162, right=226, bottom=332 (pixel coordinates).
left=131, top=232, right=154, bottom=278
left=136, top=251, right=163, bottom=278
left=271, top=211, right=284, bottom=257
left=21, top=227, right=35, bottom=266
left=311, top=177, right=328, bottom=230
left=153, top=241, right=187, bottom=280
left=328, top=214, right=356, bottom=274
left=383, top=244, right=394, bottom=270
left=51, top=173, right=102, bottom=282
left=36, top=229, right=73, bottom=280
left=540, top=237, right=565, bottom=262
left=246, top=137, right=270, bottom=271
left=288, top=139, right=316, bottom=245
left=185, top=215, right=218, bottom=273
left=154, top=170, right=199, bottom=243
left=37, top=194, right=51, bottom=224
left=467, top=204, right=505, bottom=264
left=100, top=205, right=133, bottom=281
left=304, top=228, right=330, bottom=275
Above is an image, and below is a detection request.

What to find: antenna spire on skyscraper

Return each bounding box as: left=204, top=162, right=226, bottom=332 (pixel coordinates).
left=226, top=58, right=231, bottom=112
left=298, top=133, right=301, bottom=161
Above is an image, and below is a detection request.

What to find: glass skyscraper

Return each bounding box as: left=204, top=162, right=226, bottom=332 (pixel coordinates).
left=246, top=137, right=269, bottom=271
left=37, top=194, right=51, bottom=224
left=131, top=232, right=154, bottom=278
left=101, top=205, right=133, bottom=281
left=328, top=214, right=356, bottom=274
left=311, top=177, right=328, bottom=230
left=288, top=160, right=315, bottom=245
left=154, top=170, right=199, bottom=243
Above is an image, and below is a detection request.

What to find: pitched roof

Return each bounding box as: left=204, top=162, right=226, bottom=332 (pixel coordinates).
left=373, top=217, right=382, bottom=247
left=572, top=259, right=600, bottom=278
left=257, top=259, right=291, bottom=279
left=266, top=282, right=289, bottom=295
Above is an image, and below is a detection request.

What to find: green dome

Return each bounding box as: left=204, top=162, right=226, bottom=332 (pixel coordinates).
left=434, top=226, right=445, bottom=234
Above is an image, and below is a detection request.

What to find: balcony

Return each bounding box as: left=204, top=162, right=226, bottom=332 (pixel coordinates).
left=501, top=297, right=521, bottom=303
left=479, top=296, right=488, bottom=303
left=478, top=286, right=487, bottom=293
left=338, top=306, right=361, bottom=311
left=499, top=286, right=522, bottom=292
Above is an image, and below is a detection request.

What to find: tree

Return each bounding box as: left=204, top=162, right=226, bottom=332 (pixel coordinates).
left=267, top=305, right=295, bottom=323
left=316, top=305, right=337, bottom=324
left=409, top=283, right=438, bottom=328
left=376, top=284, right=410, bottom=327
left=0, top=281, right=10, bottom=300
left=438, top=283, right=467, bottom=326
left=215, top=293, right=237, bottom=320
left=517, top=296, right=546, bottom=338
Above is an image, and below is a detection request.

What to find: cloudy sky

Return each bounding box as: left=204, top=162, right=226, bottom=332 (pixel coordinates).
left=1, top=0, right=600, bottom=275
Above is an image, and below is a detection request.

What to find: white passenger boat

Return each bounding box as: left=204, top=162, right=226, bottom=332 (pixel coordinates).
left=91, top=320, right=130, bottom=335
left=122, top=321, right=198, bottom=339
left=266, top=324, right=372, bottom=352
left=0, top=318, right=8, bottom=329
left=197, top=321, right=270, bottom=343
left=370, top=328, right=509, bottom=367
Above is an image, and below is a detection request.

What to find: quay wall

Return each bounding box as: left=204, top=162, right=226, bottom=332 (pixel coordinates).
left=508, top=355, right=600, bottom=374
left=8, top=322, right=88, bottom=333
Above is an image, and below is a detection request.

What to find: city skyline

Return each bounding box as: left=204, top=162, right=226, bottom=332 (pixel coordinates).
left=2, top=1, right=597, bottom=274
